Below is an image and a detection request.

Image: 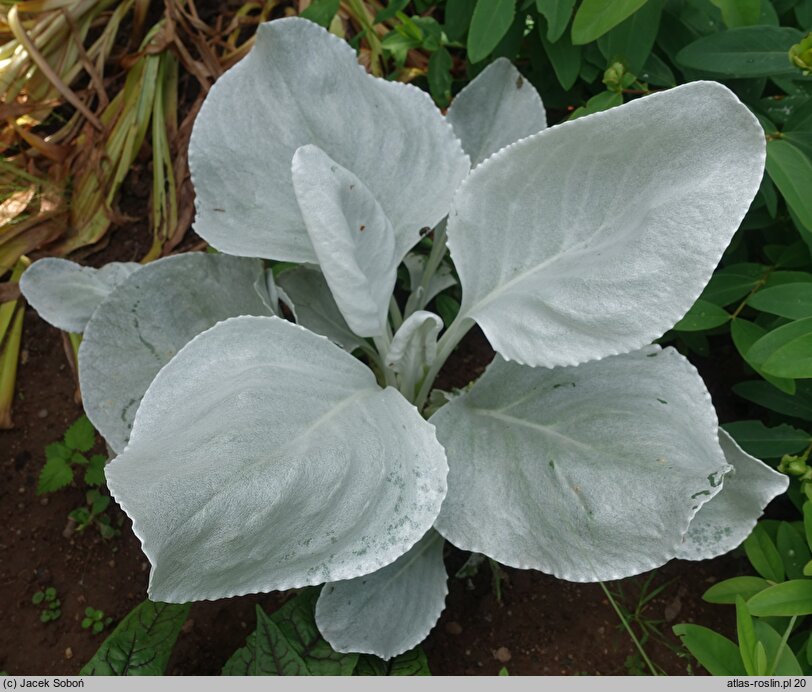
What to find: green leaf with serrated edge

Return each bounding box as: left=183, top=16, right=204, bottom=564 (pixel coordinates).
left=571, top=0, right=647, bottom=45
left=767, top=140, right=812, bottom=234
left=84, top=455, right=106, bottom=487
left=535, top=0, right=576, bottom=42
left=539, top=24, right=582, bottom=90
left=223, top=590, right=357, bottom=675
left=597, top=0, right=663, bottom=74
left=749, top=284, right=812, bottom=320
left=736, top=595, right=757, bottom=676
left=672, top=299, right=730, bottom=331
left=723, top=420, right=809, bottom=458
left=744, top=524, right=785, bottom=582
left=467, top=0, right=515, bottom=63
left=749, top=580, right=812, bottom=616
left=703, top=576, right=772, bottom=604
left=676, top=26, right=803, bottom=77
left=444, top=0, right=474, bottom=41
left=226, top=606, right=310, bottom=675
left=672, top=624, right=746, bottom=675
left=80, top=601, right=190, bottom=675
left=37, top=452, right=74, bottom=494
left=355, top=647, right=431, bottom=675
left=427, top=48, right=453, bottom=108
left=300, top=0, right=340, bottom=27
left=748, top=317, right=812, bottom=379
left=732, top=380, right=812, bottom=421
left=777, top=523, right=810, bottom=580
left=64, top=416, right=96, bottom=453
left=730, top=319, right=795, bottom=395
left=710, top=0, right=761, bottom=27
left=701, top=263, right=765, bottom=306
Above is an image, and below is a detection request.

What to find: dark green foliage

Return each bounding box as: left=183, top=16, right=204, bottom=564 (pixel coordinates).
left=81, top=600, right=191, bottom=675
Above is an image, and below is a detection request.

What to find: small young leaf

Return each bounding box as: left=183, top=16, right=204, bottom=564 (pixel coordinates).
left=703, top=576, right=773, bottom=604
left=672, top=624, right=746, bottom=675
left=749, top=580, right=812, bottom=616
left=743, top=524, right=785, bottom=582
left=567, top=90, right=623, bottom=120
left=467, top=0, right=515, bottom=63
left=84, top=455, right=106, bottom=487
left=80, top=601, right=190, bottom=675
left=32, top=592, right=44, bottom=605
left=64, top=416, right=96, bottom=453
left=37, top=452, right=74, bottom=495
left=374, top=0, right=409, bottom=24
left=571, top=0, right=647, bottom=45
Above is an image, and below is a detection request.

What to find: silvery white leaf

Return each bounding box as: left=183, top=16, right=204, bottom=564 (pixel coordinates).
left=676, top=429, right=789, bottom=561
left=315, top=529, right=447, bottom=659
left=254, top=268, right=291, bottom=318
left=276, top=266, right=364, bottom=353
left=446, top=57, right=547, bottom=167
left=448, top=81, right=765, bottom=368
left=292, top=145, right=397, bottom=337
left=432, top=346, right=730, bottom=582
left=403, top=253, right=457, bottom=315
left=105, top=316, right=448, bottom=602
left=189, top=17, right=469, bottom=263
left=19, top=258, right=141, bottom=333
left=386, top=311, right=443, bottom=399
left=79, top=253, right=272, bottom=453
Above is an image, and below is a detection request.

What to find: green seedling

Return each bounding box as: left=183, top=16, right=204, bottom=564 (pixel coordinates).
left=69, top=489, right=120, bottom=540
left=38, top=415, right=105, bottom=494
left=82, top=607, right=113, bottom=635
left=32, top=586, right=61, bottom=623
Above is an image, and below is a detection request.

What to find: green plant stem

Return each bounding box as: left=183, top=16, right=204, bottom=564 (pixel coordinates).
left=414, top=221, right=448, bottom=311
left=389, top=295, right=403, bottom=331
left=372, top=335, right=397, bottom=388
left=600, top=582, right=658, bottom=676
left=769, top=615, right=797, bottom=675
left=413, top=314, right=474, bottom=410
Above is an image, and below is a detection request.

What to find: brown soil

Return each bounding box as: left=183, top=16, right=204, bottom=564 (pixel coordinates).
left=0, top=301, right=745, bottom=676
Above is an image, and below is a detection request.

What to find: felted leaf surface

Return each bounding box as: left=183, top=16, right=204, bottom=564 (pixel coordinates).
left=80, top=600, right=190, bottom=675
left=432, top=346, right=729, bottom=582
left=676, top=429, right=788, bottom=561
left=448, top=81, right=765, bottom=368
left=292, top=145, right=397, bottom=337
left=189, top=17, right=469, bottom=263
left=276, top=266, right=364, bottom=352
left=315, top=530, right=447, bottom=660
left=106, top=316, right=448, bottom=602
left=223, top=590, right=357, bottom=675
left=386, top=311, right=443, bottom=399
left=446, top=58, right=546, bottom=167
left=403, top=252, right=456, bottom=315
left=79, top=253, right=272, bottom=453
left=20, top=258, right=140, bottom=333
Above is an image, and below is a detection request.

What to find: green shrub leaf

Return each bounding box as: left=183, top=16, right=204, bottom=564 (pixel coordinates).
left=80, top=601, right=190, bottom=675
left=748, top=580, right=812, bottom=616
left=467, top=0, right=515, bottom=63
left=672, top=623, right=745, bottom=675
left=571, top=0, right=648, bottom=45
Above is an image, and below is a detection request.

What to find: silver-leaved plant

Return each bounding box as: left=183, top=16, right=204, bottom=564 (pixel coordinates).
left=21, top=17, right=788, bottom=660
